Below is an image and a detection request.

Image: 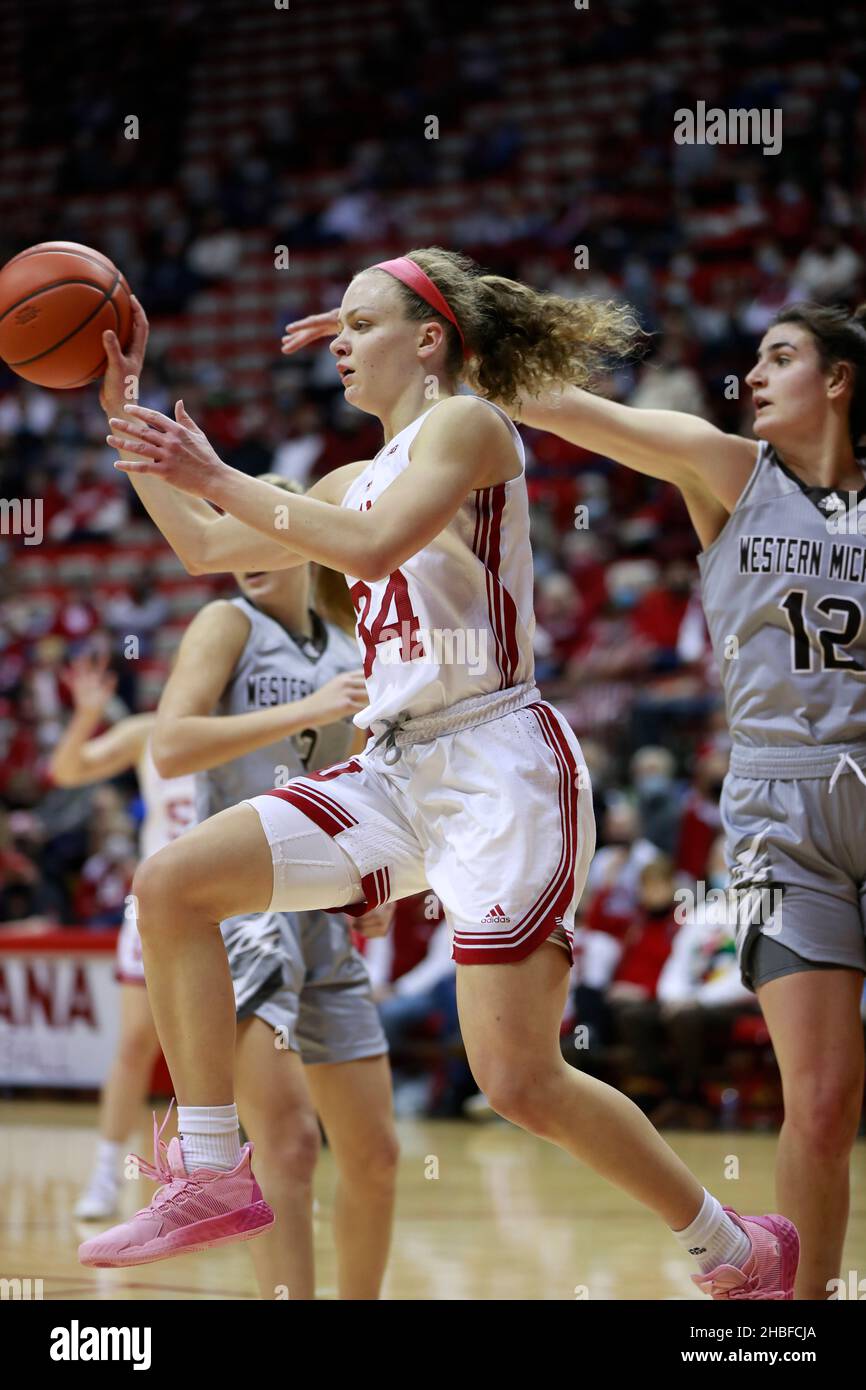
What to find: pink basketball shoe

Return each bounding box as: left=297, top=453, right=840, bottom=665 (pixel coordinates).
left=691, top=1207, right=799, bottom=1299
left=78, top=1104, right=274, bottom=1268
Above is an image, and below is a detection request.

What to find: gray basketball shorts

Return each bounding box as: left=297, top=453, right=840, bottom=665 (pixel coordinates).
left=220, top=908, right=387, bottom=1065
left=721, top=744, right=866, bottom=993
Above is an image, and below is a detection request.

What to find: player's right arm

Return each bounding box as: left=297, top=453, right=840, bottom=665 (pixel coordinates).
left=101, top=298, right=362, bottom=574
left=514, top=386, right=757, bottom=510
left=192, top=458, right=369, bottom=574
left=151, top=602, right=367, bottom=777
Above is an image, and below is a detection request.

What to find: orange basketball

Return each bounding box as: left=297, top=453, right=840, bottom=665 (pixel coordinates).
left=0, top=241, right=133, bottom=389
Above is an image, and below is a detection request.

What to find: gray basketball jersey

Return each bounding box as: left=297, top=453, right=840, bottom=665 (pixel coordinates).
left=698, top=442, right=866, bottom=747
left=195, top=597, right=361, bottom=819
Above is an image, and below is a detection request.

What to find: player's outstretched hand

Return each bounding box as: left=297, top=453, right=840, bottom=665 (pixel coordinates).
left=100, top=295, right=149, bottom=418
left=281, top=308, right=340, bottom=355
left=107, top=400, right=223, bottom=498
left=61, top=650, right=117, bottom=714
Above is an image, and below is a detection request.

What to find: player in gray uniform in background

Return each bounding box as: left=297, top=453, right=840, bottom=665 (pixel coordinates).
left=151, top=476, right=397, bottom=1300
left=515, top=300, right=866, bottom=1300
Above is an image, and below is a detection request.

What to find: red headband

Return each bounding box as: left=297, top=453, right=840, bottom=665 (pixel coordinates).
left=372, top=256, right=469, bottom=359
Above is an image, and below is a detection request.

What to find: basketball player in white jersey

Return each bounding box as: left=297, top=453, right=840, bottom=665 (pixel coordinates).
left=286, top=296, right=866, bottom=1299
left=49, top=650, right=196, bottom=1220
left=85, top=265, right=798, bottom=1298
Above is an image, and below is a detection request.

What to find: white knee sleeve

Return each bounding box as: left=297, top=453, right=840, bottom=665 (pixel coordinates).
left=244, top=795, right=365, bottom=913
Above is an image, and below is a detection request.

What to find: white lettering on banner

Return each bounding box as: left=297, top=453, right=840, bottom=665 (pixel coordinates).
left=0, top=952, right=121, bottom=1087
left=0, top=960, right=95, bottom=1026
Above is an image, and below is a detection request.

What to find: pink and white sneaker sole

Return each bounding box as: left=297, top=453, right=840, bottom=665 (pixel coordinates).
left=79, top=1200, right=274, bottom=1268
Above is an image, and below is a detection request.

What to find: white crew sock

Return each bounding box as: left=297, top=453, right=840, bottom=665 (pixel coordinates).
left=672, top=1189, right=751, bottom=1275
left=176, top=1103, right=242, bottom=1173
left=94, top=1139, right=123, bottom=1185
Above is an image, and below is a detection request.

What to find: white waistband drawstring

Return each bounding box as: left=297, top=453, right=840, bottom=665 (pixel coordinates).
left=368, top=681, right=540, bottom=765
left=828, top=752, right=866, bottom=795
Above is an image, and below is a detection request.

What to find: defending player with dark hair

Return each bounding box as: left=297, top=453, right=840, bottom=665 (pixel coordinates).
left=496, top=295, right=866, bottom=1301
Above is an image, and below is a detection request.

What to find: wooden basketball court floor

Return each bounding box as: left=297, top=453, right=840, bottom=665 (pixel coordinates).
left=2, top=1099, right=864, bottom=1300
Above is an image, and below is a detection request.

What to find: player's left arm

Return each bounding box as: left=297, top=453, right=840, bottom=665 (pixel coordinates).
left=109, top=396, right=502, bottom=582
left=50, top=714, right=154, bottom=787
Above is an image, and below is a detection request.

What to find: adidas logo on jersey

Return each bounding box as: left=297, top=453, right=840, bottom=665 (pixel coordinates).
left=483, top=903, right=510, bottom=923
left=820, top=491, right=845, bottom=512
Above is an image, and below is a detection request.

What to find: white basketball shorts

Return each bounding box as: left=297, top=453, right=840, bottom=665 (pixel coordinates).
left=245, top=697, right=596, bottom=965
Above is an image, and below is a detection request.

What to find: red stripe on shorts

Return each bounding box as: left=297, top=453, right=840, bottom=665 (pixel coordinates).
left=342, top=864, right=392, bottom=919
left=291, top=782, right=358, bottom=827
left=265, top=782, right=357, bottom=836
left=515, top=703, right=579, bottom=935
left=452, top=702, right=579, bottom=962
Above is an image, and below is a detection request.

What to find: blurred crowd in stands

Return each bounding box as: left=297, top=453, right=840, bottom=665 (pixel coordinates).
left=2, top=0, right=865, bottom=1120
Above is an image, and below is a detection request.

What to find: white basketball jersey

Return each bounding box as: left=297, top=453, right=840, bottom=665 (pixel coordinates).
left=136, top=739, right=197, bottom=860
left=340, top=397, right=536, bottom=727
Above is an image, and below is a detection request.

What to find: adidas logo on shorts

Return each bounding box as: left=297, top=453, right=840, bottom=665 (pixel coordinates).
left=483, top=903, right=510, bottom=924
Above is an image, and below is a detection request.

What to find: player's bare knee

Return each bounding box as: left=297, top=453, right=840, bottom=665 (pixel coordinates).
left=257, top=1111, right=321, bottom=1186
left=117, top=1027, right=158, bottom=1070
left=336, top=1126, right=400, bottom=1193
left=132, top=846, right=216, bottom=930
left=473, top=1064, right=544, bottom=1130
left=786, top=1078, right=863, bottom=1153
left=130, top=851, right=178, bottom=925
